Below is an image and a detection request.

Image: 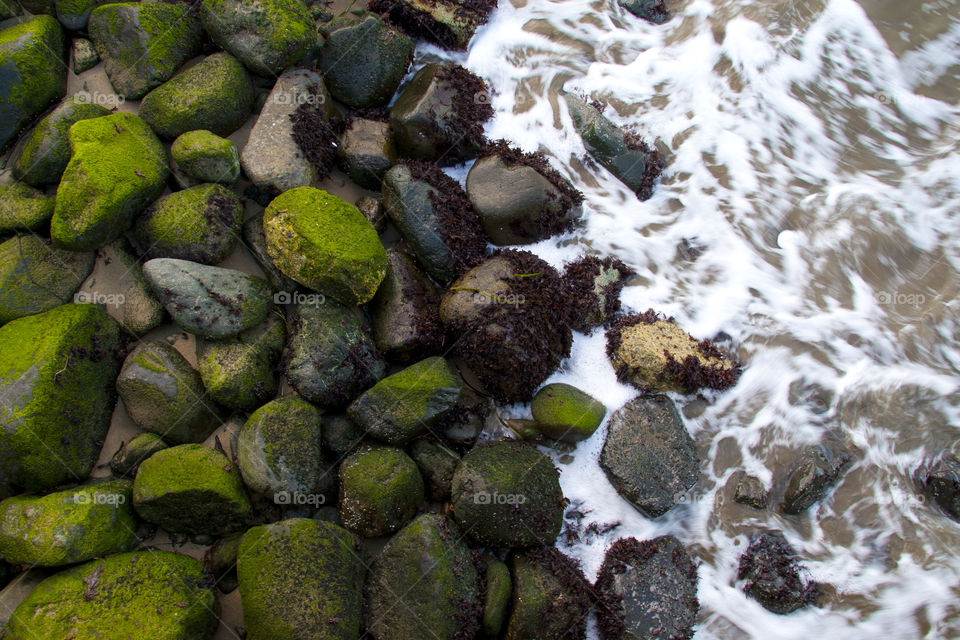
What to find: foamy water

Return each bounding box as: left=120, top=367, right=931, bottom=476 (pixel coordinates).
left=427, top=0, right=960, bottom=637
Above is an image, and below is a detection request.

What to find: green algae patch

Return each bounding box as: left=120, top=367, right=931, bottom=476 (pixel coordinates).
left=0, top=235, right=94, bottom=324
left=530, top=382, right=606, bottom=443
left=338, top=446, right=424, bottom=537
left=0, top=184, right=54, bottom=232
left=171, top=130, right=241, bottom=184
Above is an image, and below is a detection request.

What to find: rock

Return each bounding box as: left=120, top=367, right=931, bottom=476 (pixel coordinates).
left=338, top=446, right=424, bottom=537
left=209, top=533, right=241, bottom=592
left=88, top=2, right=202, bottom=99
left=0, top=184, right=54, bottom=232
left=915, top=455, right=960, bottom=521
left=599, top=395, right=698, bottom=518
left=505, top=547, right=593, bottom=640
left=434, top=384, right=493, bottom=446
left=99, top=240, right=166, bottom=335
left=370, top=249, right=443, bottom=363
left=51, top=113, right=169, bottom=251
left=595, top=536, right=699, bottom=640
left=196, top=313, right=285, bottom=411
left=0, top=480, right=135, bottom=567
left=0, top=570, right=48, bottom=630
left=780, top=444, right=852, bottom=515
left=563, top=93, right=662, bottom=199
left=133, top=443, right=251, bottom=535
left=116, top=341, right=221, bottom=445
left=0, top=16, right=67, bottom=152
left=55, top=0, right=111, bottom=30
left=282, top=300, right=386, bottom=408
left=134, top=184, right=243, bottom=264
left=482, top=559, right=511, bottom=638
left=382, top=161, right=487, bottom=282
left=366, top=513, right=481, bottom=640
left=71, top=37, right=98, bottom=73
left=562, top=255, right=633, bottom=332
left=466, top=147, right=582, bottom=245
left=242, top=213, right=297, bottom=292
left=142, top=258, right=274, bottom=339
left=317, top=13, right=412, bottom=108
left=409, top=440, right=459, bottom=501
left=171, top=130, right=241, bottom=184
left=238, top=519, right=364, bottom=640
left=263, top=187, right=387, bottom=305
left=369, top=0, right=497, bottom=50
left=0, top=235, right=94, bottom=324
left=337, top=118, right=397, bottom=189
left=734, top=474, right=768, bottom=509
left=11, top=96, right=109, bottom=188
left=606, top=312, right=740, bottom=393
left=0, top=304, right=121, bottom=492
left=451, top=440, right=565, bottom=548
left=110, top=432, right=168, bottom=477
left=241, top=70, right=335, bottom=193
left=737, top=531, right=818, bottom=614
left=139, top=52, right=255, bottom=139
left=322, top=414, right=366, bottom=459
left=4, top=551, right=218, bottom=639
left=355, top=195, right=386, bottom=232
left=199, top=0, right=316, bottom=76
left=347, top=357, right=462, bottom=445
left=15, top=0, right=51, bottom=13
left=618, top=0, right=669, bottom=24
left=389, top=63, right=493, bottom=163
left=238, top=397, right=332, bottom=500
left=531, top=383, right=606, bottom=443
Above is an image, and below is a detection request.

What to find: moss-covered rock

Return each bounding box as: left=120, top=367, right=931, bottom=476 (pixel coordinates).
left=337, top=117, right=397, bottom=189
left=11, top=96, right=109, bottom=188
left=51, top=113, right=170, bottom=251
left=0, top=479, right=135, bottom=567
left=0, top=304, right=121, bottom=492
left=88, top=2, right=202, bottom=99
left=451, top=440, right=565, bottom=548
left=139, top=52, right=255, bottom=139
left=264, top=187, right=388, bottom=306
left=338, top=446, right=423, bottom=537
left=0, top=15, right=67, bottom=152
left=134, top=183, right=243, bottom=264
left=0, top=235, right=94, bottom=324
left=242, top=213, right=298, bottom=292
left=71, top=36, right=98, bottom=73
left=482, top=559, right=511, bottom=638
left=117, top=341, right=221, bottom=444
left=238, top=518, right=365, bottom=640
left=171, top=130, right=241, bottom=184
left=111, top=432, right=168, bottom=477
left=562, top=254, right=633, bottom=332
left=504, top=548, right=593, bottom=640
left=347, top=356, right=462, bottom=445
left=199, top=0, right=315, bottom=76
left=196, top=313, right=285, bottom=411
left=133, top=443, right=251, bottom=535
left=208, top=533, right=241, bottom=592
left=371, top=247, right=443, bottom=363
left=369, top=0, right=497, bottom=50
left=366, top=513, right=481, bottom=640
left=55, top=0, right=111, bottom=30
left=530, top=382, right=605, bottom=443
left=5, top=550, right=218, bottom=639
left=0, top=0, right=18, bottom=19
left=0, top=184, right=53, bottom=233
left=409, top=439, right=459, bottom=501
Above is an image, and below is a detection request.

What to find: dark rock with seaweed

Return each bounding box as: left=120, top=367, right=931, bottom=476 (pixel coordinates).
left=504, top=547, right=593, bottom=640
left=563, top=255, right=634, bottom=332
left=370, top=0, right=498, bottom=50
left=737, top=531, right=818, bottom=614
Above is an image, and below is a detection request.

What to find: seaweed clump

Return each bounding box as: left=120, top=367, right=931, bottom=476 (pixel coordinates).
left=737, top=531, right=819, bottom=614
left=289, top=85, right=344, bottom=180
left=433, top=64, right=494, bottom=155
left=562, top=255, right=634, bottom=332
left=370, top=0, right=498, bottom=51
left=622, top=128, right=662, bottom=201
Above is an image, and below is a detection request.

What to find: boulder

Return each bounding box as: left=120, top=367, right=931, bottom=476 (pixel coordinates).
left=531, top=382, right=606, bottom=443
left=370, top=248, right=444, bottom=362
left=337, top=117, right=397, bottom=189
left=369, top=0, right=497, bottom=50
left=409, top=440, right=459, bottom=501
left=737, top=531, right=818, bottom=614
left=54, top=0, right=112, bottom=30
left=780, top=444, right=852, bottom=515
left=0, top=184, right=54, bottom=233
left=110, top=432, right=168, bottom=478
left=171, top=130, right=241, bottom=184
left=338, top=446, right=424, bottom=537
left=0, top=235, right=94, bottom=325
left=504, top=548, right=593, bottom=640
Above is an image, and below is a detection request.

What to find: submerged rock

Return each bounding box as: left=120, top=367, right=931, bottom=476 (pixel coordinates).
left=110, top=432, right=168, bottom=478
left=618, top=0, right=669, bottom=24
left=370, top=0, right=497, bottom=50
left=337, top=118, right=397, bottom=189
left=531, top=382, right=606, bottom=443
left=338, top=445, right=424, bottom=537
left=505, top=547, right=593, bottom=640
left=734, top=474, right=769, bottom=510
left=171, top=130, right=241, bottom=184
left=915, top=455, right=960, bottom=521
left=371, top=248, right=444, bottom=362
left=0, top=235, right=94, bottom=325
left=0, top=184, right=54, bottom=233
left=737, top=530, right=818, bottom=614
left=780, top=444, right=852, bottom=515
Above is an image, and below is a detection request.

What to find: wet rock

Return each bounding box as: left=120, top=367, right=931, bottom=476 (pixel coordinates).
left=282, top=300, right=386, bottom=409
left=264, top=186, right=388, bottom=306
left=347, top=356, right=462, bottom=445
left=433, top=384, right=493, bottom=446
left=0, top=235, right=94, bottom=324
left=451, top=440, right=565, bottom=548
left=4, top=551, right=218, bottom=639
left=0, top=480, right=135, bottom=567
left=596, top=535, right=699, bottom=640
left=242, top=213, right=297, bottom=292
left=606, top=311, right=740, bottom=393
left=54, top=0, right=110, bottom=30
left=915, top=455, right=960, bottom=521
left=196, top=313, right=285, bottom=411
left=171, top=130, right=241, bottom=184
left=134, top=184, right=243, bottom=264
left=318, top=13, right=412, bottom=108
left=133, top=443, right=251, bottom=535
left=618, top=0, right=669, bottom=24
left=369, top=0, right=497, bottom=50
left=355, top=195, right=387, bottom=232
left=371, top=248, right=444, bottom=362
left=71, top=37, right=98, bottom=73
left=0, top=304, right=121, bottom=492
left=199, top=0, right=316, bottom=77
left=382, top=161, right=488, bottom=282
left=139, top=52, right=255, bottom=139
left=563, top=93, right=661, bottom=199
left=51, top=113, right=169, bottom=251
left=238, top=519, right=365, bottom=640
left=110, top=432, right=168, bottom=477
left=241, top=70, right=335, bottom=193
left=482, top=559, right=511, bottom=638
left=366, top=513, right=481, bottom=640
left=11, top=96, right=109, bottom=188
left=734, top=474, right=768, bottom=510
left=505, top=547, right=593, bottom=640
left=0, top=16, right=67, bottom=152
left=599, top=394, right=698, bottom=518
left=99, top=241, right=166, bottom=335
left=338, top=445, right=424, bottom=537
left=88, top=2, right=202, bottom=99
left=409, top=440, right=460, bottom=501
left=337, top=118, right=397, bottom=189
left=142, top=258, right=274, bottom=339
left=0, top=184, right=54, bottom=233
left=389, top=63, right=493, bottom=163
left=780, top=444, right=852, bottom=515
left=531, top=382, right=606, bottom=443
left=117, top=341, right=220, bottom=445
left=563, top=254, right=634, bottom=332
left=737, top=531, right=818, bottom=614
left=322, top=414, right=366, bottom=459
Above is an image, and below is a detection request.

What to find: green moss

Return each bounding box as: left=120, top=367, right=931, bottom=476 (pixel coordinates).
left=171, top=130, right=241, bottom=183
left=530, top=382, right=606, bottom=443
left=482, top=560, right=511, bottom=638
left=338, top=446, right=423, bottom=537
left=197, top=314, right=284, bottom=411
left=0, top=184, right=54, bottom=232
left=111, top=432, right=168, bottom=477
left=4, top=551, right=218, bottom=640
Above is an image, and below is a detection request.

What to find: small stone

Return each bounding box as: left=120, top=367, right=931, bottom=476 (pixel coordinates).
left=737, top=531, right=818, bottom=614
left=734, top=474, right=768, bottom=510
left=98, top=241, right=166, bottom=335
left=355, top=195, right=386, bottom=232
left=337, top=118, right=396, bottom=189
left=409, top=440, right=460, bottom=501
left=482, top=560, right=511, bottom=638
left=171, top=130, right=241, bottom=184
left=780, top=444, right=852, bottom=515
left=0, top=235, right=94, bottom=324
left=321, top=414, right=366, bottom=459
left=530, top=382, right=606, bottom=443
left=338, top=445, right=424, bottom=537
left=110, top=432, right=168, bottom=477
left=71, top=37, right=98, bottom=73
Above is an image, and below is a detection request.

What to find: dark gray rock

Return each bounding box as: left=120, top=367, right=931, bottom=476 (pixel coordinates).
left=737, top=531, right=818, bottom=614
left=735, top=474, right=768, bottom=510
left=321, top=414, right=366, bottom=459
left=355, top=195, right=387, bottom=232
left=337, top=118, right=396, bottom=189
left=915, top=455, right=960, bottom=521
left=409, top=440, right=459, bottom=501
left=618, top=0, right=669, bottom=24
left=780, top=444, right=852, bottom=515
left=370, top=248, right=443, bottom=363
